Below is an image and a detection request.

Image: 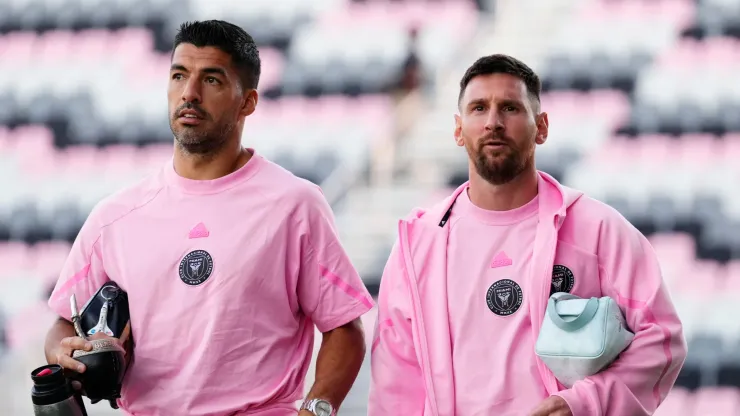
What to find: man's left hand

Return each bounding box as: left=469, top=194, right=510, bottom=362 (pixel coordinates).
left=297, top=411, right=314, bottom=416
left=529, top=395, right=573, bottom=416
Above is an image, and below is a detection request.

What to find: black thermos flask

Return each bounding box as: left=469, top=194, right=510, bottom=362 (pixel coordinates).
left=30, top=364, right=88, bottom=416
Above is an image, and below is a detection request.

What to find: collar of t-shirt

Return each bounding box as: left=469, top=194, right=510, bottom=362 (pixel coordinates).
left=163, top=148, right=263, bottom=195
left=456, top=186, right=539, bottom=226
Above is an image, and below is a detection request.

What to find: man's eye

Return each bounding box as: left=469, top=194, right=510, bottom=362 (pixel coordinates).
left=206, top=77, right=219, bottom=84
left=172, top=74, right=183, bottom=80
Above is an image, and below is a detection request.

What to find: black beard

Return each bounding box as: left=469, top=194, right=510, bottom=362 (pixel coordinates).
left=473, top=146, right=532, bottom=185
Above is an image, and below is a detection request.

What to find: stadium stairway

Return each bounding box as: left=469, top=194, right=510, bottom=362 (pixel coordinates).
left=334, top=0, right=572, bottom=287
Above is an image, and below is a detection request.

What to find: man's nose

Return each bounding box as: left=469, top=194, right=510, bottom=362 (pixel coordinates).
left=484, top=112, right=505, bottom=131
left=181, top=79, right=202, bottom=103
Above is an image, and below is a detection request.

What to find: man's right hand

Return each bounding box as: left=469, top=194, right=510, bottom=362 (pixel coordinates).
left=53, top=336, right=93, bottom=373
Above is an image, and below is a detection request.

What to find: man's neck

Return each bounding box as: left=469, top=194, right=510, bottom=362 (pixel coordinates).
left=173, top=140, right=250, bottom=181
left=467, top=167, right=538, bottom=211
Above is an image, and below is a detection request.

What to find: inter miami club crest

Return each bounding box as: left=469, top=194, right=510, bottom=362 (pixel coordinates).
left=178, top=250, right=214, bottom=286
left=486, top=279, right=523, bottom=316
left=550, top=265, right=575, bottom=295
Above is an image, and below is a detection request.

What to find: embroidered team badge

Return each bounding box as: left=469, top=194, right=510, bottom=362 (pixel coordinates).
left=486, top=279, right=523, bottom=316
left=178, top=250, right=214, bottom=286
left=550, top=264, right=575, bottom=295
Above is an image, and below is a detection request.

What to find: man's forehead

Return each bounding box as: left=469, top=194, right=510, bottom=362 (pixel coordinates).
left=462, top=73, right=528, bottom=104
left=171, top=44, right=232, bottom=70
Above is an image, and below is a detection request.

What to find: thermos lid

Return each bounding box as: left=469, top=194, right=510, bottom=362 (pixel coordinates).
left=30, top=364, right=75, bottom=406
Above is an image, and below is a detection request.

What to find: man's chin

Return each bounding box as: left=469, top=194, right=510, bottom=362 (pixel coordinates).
left=476, top=161, right=523, bottom=185
left=175, top=135, right=227, bottom=156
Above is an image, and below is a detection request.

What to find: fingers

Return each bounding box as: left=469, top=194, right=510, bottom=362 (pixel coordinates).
left=528, top=398, right=555, bottom=416
left=56, top=353, right=86, bottom=373
left=61, top=336, right=93, bottom=353
left=529, top=408, right=546, bottom=416
left=56, top=336, right=93, bottom=373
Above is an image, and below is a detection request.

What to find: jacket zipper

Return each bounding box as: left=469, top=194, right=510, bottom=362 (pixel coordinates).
left=398, top=221, right=440, bottom=416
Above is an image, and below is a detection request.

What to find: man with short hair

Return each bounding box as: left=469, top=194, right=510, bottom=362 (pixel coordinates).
left=44, top=20, right=373, bottom=416
left=368, top=54, right=687, bottom=416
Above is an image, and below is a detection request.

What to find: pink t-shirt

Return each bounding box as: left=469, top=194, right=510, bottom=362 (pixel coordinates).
left=446, top=188, right=548, bottom=415
left=47, top=150, right=374, bottom=416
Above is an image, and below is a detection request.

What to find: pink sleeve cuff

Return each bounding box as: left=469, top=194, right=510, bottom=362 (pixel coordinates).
left=553, top=388, right=590, bottom=416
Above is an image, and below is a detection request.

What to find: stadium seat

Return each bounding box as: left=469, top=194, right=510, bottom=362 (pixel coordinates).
left=3, top=0, right=740, bottom=412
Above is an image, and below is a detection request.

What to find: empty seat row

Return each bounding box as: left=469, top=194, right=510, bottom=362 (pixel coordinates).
left=617, top=102, right=740, bottom=136
left=0, top=91, right=392, bottom=150
left=0, top=0, right=182, bottom=51
left=681, top=0, right=740, bottom=40
left=587, top=134, right=740, bottom=171
left=540, top=54, right=648, bottom=95
left=0, top=30, right=287, bottom=93
left=275, top=0, right=475, bottom=95
left=676, top=335, right=740, bottom=390
left=546, top=0, right=694, bottom=59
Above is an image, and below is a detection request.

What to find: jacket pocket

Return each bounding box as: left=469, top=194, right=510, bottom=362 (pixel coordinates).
left=551, top=240, right=600, bottom=298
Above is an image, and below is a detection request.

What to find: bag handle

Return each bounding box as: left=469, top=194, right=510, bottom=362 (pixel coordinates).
left=547, top=296, right=600, bottom=331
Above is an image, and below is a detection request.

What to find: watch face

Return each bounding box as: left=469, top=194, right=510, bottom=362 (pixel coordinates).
left=315, top=400, right=333, bottom=416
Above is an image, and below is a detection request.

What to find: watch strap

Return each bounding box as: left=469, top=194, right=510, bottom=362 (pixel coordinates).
left=300, top=398, right=335, bottom=415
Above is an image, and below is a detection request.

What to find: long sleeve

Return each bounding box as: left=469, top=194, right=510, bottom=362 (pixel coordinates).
left=368, top=244, right=427, bottom=415
left=554, top=216, right=688, bottom=416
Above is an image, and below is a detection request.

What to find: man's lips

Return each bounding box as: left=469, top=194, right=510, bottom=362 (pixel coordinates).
left=482, top=141, right=509, bottom=149
left=177, top=109, right=204, bottom=125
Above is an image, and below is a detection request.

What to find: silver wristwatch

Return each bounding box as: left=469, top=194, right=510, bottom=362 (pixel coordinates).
left=300, top=398, right=334, bottom=416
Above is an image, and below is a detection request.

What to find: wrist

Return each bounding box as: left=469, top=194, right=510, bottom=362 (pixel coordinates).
left=300, top=398, right=335, bottom=416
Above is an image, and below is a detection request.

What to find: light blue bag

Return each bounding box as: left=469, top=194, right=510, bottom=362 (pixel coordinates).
left=535, top=292, right=635, bottom=387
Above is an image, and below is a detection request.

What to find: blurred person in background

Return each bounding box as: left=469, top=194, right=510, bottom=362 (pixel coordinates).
left=374, top=26, right=425, bottom=185
left=368, top=54, right=687, bottom=416
left=42, top=20, right=373, bottom=416
left=397, top=26, right=423, bottom=96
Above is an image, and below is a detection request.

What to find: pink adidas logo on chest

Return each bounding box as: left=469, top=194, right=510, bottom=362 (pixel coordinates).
left=188, top=222, right=210, bottom=239
left=490, top=251, right=512, bottom=268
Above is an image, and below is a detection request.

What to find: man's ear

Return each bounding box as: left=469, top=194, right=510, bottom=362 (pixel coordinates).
left=454, top=114, right=464, bottom=147
left=535, top=112, right=549, bottom=145
left=241, top=89, right=259, bottom=117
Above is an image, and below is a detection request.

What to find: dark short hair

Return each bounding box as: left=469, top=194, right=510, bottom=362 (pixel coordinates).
left=173, top=20, right=261, bottom=90
left=458, top=54, right=541, bottom=110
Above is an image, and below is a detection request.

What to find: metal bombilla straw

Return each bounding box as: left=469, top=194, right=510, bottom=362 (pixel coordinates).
left=70, top=294, right=88, bottom=341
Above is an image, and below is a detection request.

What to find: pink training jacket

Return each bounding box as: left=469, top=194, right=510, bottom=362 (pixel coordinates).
left=368, top=172, right=687, bottom=416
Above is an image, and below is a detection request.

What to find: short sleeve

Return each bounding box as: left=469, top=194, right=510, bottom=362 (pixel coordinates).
left=296, top=186, right=374, bottom=333
left=47, top=206, right=111, bottom=321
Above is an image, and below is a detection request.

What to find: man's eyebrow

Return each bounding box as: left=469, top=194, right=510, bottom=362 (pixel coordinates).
left=499, top=98, right=524, bottom=107
left=466, top=98, right=487, bottom=108
left=169, top=65, right=227, bottom=78
left=201, top=67, right=227, bottom=77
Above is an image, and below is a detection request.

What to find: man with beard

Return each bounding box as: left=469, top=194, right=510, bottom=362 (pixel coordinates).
left=368, top=55, right=686, bottom=416
left=44, top=20, right=373, bottom=416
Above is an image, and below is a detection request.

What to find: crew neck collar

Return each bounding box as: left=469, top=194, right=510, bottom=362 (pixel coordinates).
left=457, top=186, right=539, bottom=225
left=164, top=148, right=262, bottom=194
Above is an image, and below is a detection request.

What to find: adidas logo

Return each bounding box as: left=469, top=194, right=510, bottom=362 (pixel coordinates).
left=490, top=251, right=512, bottom=268
left=188, top=222, right=210, bottom=239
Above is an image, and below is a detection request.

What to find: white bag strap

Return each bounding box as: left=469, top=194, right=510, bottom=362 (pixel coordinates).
left=547, top=295, right=600, bottom=331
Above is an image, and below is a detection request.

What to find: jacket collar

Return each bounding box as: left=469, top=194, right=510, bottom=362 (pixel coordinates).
left=424, top=171, right=582, bottom=229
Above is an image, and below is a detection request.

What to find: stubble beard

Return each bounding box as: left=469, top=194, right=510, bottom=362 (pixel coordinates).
left=172, top=122, right=236, bottom=157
